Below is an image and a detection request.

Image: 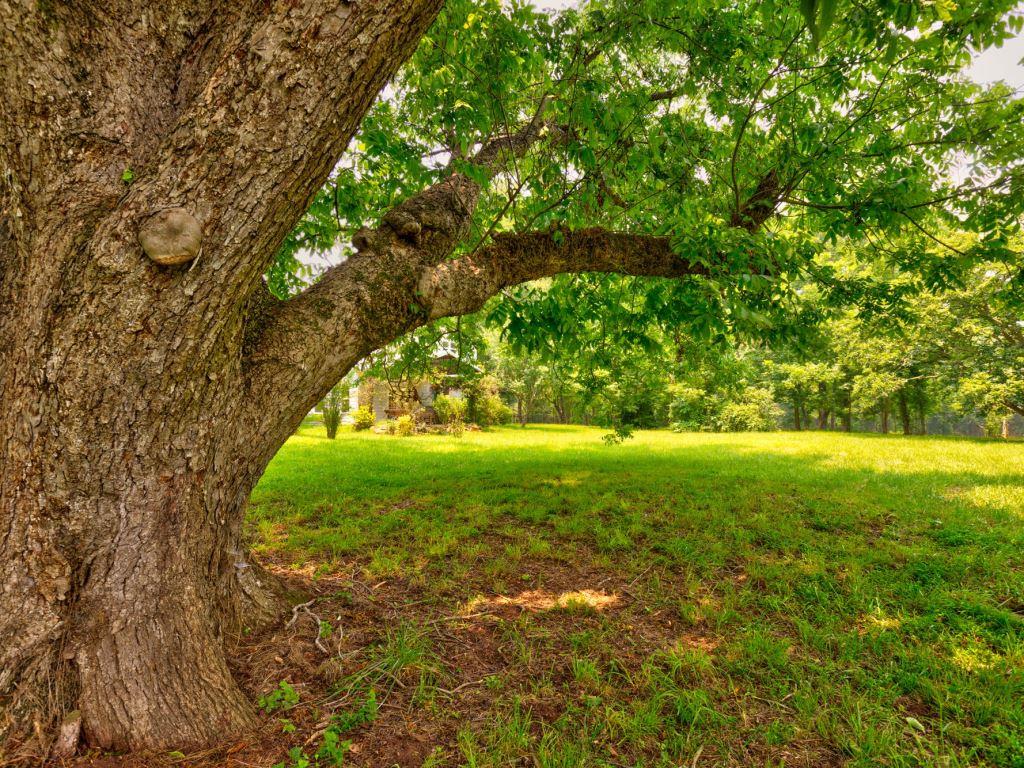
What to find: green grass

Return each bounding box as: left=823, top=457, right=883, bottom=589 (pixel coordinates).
left=249, top=425, right=1024, bottom=767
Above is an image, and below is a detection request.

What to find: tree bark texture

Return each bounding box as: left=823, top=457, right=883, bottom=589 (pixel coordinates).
left=0, top=0, right=710, bottom=756
left=0, top=0, right=443, bottom=753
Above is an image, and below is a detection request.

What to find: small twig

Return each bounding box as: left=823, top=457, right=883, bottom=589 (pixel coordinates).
left=286, top=599, right=317, bottom=629
left=186, top=244, right=204, bottom=273
left=749, top=693, right=794, bottom=712
left=626, top=564, right=653, bottom=589
left=426, top=611, right=494, bottom=626
left=436, top=679, right=484, bottom=696
left=285, top=598, right=336, bottom=654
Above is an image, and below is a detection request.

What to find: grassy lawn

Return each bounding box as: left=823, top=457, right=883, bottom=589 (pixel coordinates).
left=245, top=425, right=1024, bottom=768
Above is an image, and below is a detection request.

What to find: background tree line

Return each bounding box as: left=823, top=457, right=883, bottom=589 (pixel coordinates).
left=339, top=243, right=1022, bottom=437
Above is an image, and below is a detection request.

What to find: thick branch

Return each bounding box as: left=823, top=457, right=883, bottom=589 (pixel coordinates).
left=242, top=104, right=564, bottom=435
left=374, top=110, right=555, bottom=260
left=244, top=104, right=706, bottom=439
left=419, top=228, right=708, bottom=320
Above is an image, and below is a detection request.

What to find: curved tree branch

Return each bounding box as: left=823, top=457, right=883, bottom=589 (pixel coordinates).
left=419, top=228, right=707, bottom=320
left=241, top=98, right=711, bottom=444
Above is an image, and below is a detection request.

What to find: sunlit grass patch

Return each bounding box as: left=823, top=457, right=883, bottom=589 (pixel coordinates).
left=249, top=425, right=1024, bottom=766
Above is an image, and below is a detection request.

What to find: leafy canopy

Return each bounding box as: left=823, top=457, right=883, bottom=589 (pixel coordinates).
left=272, top=0, right=1023, bottom=356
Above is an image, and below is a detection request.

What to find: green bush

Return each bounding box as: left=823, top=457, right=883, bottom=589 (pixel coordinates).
left=395, top=414, right=415, bottom=436
left=320, top=385, right=346, bottom=439
left=352, top=406, right=375, bottom=431
left=322, top=404, right=341, bottom=439
left=669, top=386, right=713, bottom=431
left=433, top=394, right=467, bottom=425
left=716, top=388, right=781, bottom=432
left=476, top=394, right=513, bottom=427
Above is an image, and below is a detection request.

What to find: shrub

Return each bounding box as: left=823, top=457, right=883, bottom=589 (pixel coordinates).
left=476, top=394, right=513, bottom=427
left=433, top=394, right=467, bottom=426
left=716, top=388, right=781, bottom=432
left=669, top=386, right=714, bottom=431
left=395, top=414, right=415, bottom=436
left=351, top=406, right=375, bottom=431
left=322, top=404, right=341, bottom=439
left=320, top=385, right=346, bottom=439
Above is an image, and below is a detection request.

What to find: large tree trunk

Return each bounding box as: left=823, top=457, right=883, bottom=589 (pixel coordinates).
left=0, top=0, right=442, bottom=754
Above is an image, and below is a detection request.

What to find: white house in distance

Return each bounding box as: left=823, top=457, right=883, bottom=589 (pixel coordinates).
left=340, top=338, right=475, bottom=424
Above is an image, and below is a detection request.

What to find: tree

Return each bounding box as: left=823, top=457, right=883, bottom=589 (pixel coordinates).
left=929, top=263, right=1024, bottom=433
left=769, top=361, right=838, bottom=430
left=2, top=0, right=1021, bottom=756
left=495, top=345, right=550, bottom=425
left=852, top=369, right=905, bottom=434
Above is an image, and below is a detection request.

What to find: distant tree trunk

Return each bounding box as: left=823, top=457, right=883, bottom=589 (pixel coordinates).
left=898, top=391, right=912, bottom=435
left=881, top=403, right=890, bottom=434
left=816, top=383, right=829, bottom=429
left=829, top=411, right=836, bottom=430
left=793, top=402, right=802, bottom=431
left=517, top=398, right=529, bottom=426
left=553, top=397, right=570, bottom=424
left=1002, top=418, right=1011, bottom=439
left=840, top=393, right=852, bottom=431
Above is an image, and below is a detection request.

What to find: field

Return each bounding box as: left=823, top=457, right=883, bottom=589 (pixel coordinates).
left=224, top=427, right=1022, bottom=767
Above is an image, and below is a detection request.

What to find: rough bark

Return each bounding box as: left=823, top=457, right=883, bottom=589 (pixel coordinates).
left=1, top=0, right=442, bottom=755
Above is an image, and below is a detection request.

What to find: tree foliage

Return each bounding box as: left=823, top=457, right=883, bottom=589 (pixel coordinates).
left=276, top=0, right=1022, bottom=356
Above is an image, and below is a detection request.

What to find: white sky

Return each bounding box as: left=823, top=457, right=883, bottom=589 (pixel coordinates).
left=968, top=28, right=1024, bottom=88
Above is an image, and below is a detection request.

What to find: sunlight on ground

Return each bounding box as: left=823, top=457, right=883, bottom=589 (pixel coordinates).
left=464, top=588, right=620, bottom=614
left=946, top=482, right=1024, bottom=516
